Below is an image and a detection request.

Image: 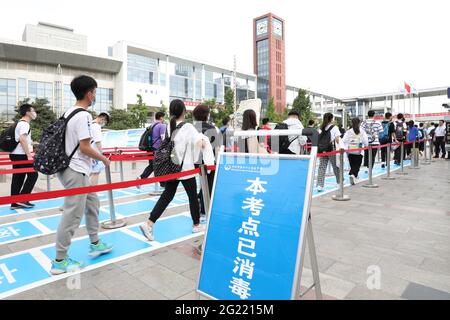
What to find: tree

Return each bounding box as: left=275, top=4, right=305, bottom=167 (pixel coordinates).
left=224, top=88, right=234, bottom=114
left=265, top=96, right=285, bottom=124
left=129, top=94, right=149, bottom=128
left=16, top=98, right=57, bottom=142
left=291, top=89, right=313, bottom=127
left=105, top=107, right=139, bottom=130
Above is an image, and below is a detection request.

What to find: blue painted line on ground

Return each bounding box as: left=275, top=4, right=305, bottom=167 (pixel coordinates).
left=129, top=214, right=193, bottom=243
left=0, top=192, right=191, bottom=246
left=0, top=212, right=200, bottom=299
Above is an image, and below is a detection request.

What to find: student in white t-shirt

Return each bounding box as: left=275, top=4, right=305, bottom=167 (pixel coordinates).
left=51, top=75, right=113, bottom=275
left=90, top=112, right=110, bottom=186
left=317, top=113, right=341, bottom=192
left=9, top=104, right=38, bottom=210
left=139, top=99, right=215, bottom=241
left=342, top=118, right=369, bottom=185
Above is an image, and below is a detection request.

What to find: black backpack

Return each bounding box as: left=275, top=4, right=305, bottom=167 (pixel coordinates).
left=318, top=125, right=334, bottom=153
left=395, top=121, right=405, bottom=141
left=273, top=122, right=298, bottom=154
left=33, top=108, right=87, bottom=175
left=0, top=120, right=30, bottom=152
left=138, top=123, right=160, bottom=151
left=154, top=122, right=187, bottom=178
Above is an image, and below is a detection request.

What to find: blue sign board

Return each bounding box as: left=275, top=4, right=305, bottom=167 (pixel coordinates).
left=198, top=153, right=314, bottom=300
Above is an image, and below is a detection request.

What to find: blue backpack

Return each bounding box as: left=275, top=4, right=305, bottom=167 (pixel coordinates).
left=379, top=121, right=390, bottom=143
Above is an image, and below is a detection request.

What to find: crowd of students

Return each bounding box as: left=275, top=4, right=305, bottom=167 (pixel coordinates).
left=2, top=73, right=448, bottom=274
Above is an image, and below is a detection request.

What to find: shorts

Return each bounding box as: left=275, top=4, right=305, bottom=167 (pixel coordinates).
left=91, top=160, right=105, bottom=174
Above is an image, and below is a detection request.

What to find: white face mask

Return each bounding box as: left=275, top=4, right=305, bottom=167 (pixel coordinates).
left=30, top=111, right=37, bottom=120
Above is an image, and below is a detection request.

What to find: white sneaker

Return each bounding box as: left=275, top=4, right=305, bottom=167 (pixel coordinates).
left=353, top=177, right=360, bottom=184
left=200, top=215, right=207, bottom=224
left=317, top=186, right=324, bottom=192
left=192, top=224, right=205, bottom=233
left=136, top=176, right=141, bottom=190
left=139, top=222, right=154, bottom=241
left=349, top=175, right=355, bottom=185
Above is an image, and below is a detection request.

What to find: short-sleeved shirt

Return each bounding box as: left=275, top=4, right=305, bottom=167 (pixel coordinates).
left=435, top=125, right=446, bottom=137
left=64, top=106, right=93, bottom=175
left=360, top=119, right=383, bottom=145
left=151, top=122, right=166, bottom=150
left=408, top=126, right=419, bottom=142
left=12, top=120, right=32, bottom=155
left=90, top=122, right=103, bottom=152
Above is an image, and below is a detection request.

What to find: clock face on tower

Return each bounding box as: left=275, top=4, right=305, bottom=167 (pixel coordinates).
left=256, top=18, right=268, bottom=36
left=273, top=18, right=283, bottom=37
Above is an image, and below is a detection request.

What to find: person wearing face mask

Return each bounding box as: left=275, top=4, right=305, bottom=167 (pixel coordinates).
left=9, top=103, right=39, bottom=210
left=51, top=75, right=113, bottom=275
left=90, top=112, right=110, bottom=186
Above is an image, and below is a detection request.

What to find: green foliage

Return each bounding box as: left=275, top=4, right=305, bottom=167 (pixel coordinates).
left=105, top=107, right=139, bottom=130
left=291, top=89, right=313, bottom=127
left=209, top=88, right=235, bottom=127
left=264, top=96, right=286, bottom=124
left=15, top=98, right=57, bottom=142
left=129, top=94, right=150, bottom=128
left=159, top=101, right=168, bottom=116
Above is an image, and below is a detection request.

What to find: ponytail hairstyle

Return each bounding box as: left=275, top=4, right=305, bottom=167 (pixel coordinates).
left=352, top=117, right=361, bottom=135
left=169, top=99, right=186, bottom=135
left=321, top=112, right=334, bottom=131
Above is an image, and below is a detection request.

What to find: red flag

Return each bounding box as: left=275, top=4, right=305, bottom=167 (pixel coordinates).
left=404, top=82, right=411, bottom=94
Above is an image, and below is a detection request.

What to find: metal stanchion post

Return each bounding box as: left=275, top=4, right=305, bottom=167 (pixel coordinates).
left=363, top=145, right=379, bottom=188
left=101, top=165, right=126, bottom=229
left=332, top=149, right=350, bottom=201
left=382, top=144, right=395, bottom=180
left=47, top=175, right=51, bottom=191
left=119, top=160, right=124, bottom=181
left=409, top=141, right=420, bottom=169
left=422, top=139, right=431, bottom=165
left=196, top=164, right=211, bottom=255
left=396, top=141, right=408, bottom=175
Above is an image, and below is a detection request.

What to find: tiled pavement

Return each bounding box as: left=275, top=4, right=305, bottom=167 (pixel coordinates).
left=4, top=158, right=450, bottom=300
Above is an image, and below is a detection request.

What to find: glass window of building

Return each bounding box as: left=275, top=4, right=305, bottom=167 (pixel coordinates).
left=28, top=80, right=53, bottom=104
left=0, top=78, right=17, bottom=120
left=127, top=53, right=158, bottom=84
left=18, top=78, right=27, bottom=101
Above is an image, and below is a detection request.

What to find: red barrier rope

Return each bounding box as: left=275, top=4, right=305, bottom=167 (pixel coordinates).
left=0, top=168, right=36, bottom=175
left=0, top=168, right=205, bottom=205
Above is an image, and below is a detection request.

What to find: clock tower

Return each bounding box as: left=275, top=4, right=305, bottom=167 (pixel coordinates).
left=253, top=13, right=286, bottom=114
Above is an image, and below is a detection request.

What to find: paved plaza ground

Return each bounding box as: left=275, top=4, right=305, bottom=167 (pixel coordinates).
left=1, top=157, right=449, bottom=300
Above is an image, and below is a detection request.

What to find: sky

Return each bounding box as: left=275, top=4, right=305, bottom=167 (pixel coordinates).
left=1, top=0, right=449, bottom=98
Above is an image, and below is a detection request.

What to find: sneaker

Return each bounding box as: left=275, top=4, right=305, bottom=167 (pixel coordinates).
left=89, top=240, right=113, bottom=258
left=136, top=176, right=142, bottom=190
left=23, top=202, right=35, bottom=207
left=353, top=177, right=360, bottom=184
left=50, top=257, right=84, bottom=275
left=10, top=203, right=24, bottom=210
left=192, top=224, right=205, bottom=233
left=349, top=175, right=355, bottom=185
left=139, top=222, right=154, bottom=241
left=200, top=215, right=207, bottom=224
left=16, top=202, right=33, bottom=208
left=317, top=186, right=324, bottom=192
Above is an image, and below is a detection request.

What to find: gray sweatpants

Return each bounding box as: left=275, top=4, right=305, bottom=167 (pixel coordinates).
left=55, top=167, right=100, bottom=260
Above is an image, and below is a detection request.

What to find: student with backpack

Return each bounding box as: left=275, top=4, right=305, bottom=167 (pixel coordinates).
left=236, top=109, right=268, bottom=154
left=6, top=104, right=38, bottom=209
left=418, top=123, right=425, bottom=154
left=49, top=75, right=113, bottom=275
left=139, top=99, right=214, bottom=241
left=406, top=120, right=418, bottom=158
left=393, top=113, right=407, bottom=165
left=276, top=111, right=307, bottom=155
left=90, top=112, right=110, bottom=186
left=136, top=112, right=166, bottom=188
left=192, top=104, right=219, bottom=220
left=316, top=113, right=341, bottom=192
left=342, top=118, right=369, bottom=185
left=379, top=112, right=395, bottom=169
left=360, top=110, right=383, bottom=168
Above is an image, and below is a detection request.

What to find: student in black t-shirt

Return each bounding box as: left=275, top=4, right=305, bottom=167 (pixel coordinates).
left=380, top=112, right=395, bottom=168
